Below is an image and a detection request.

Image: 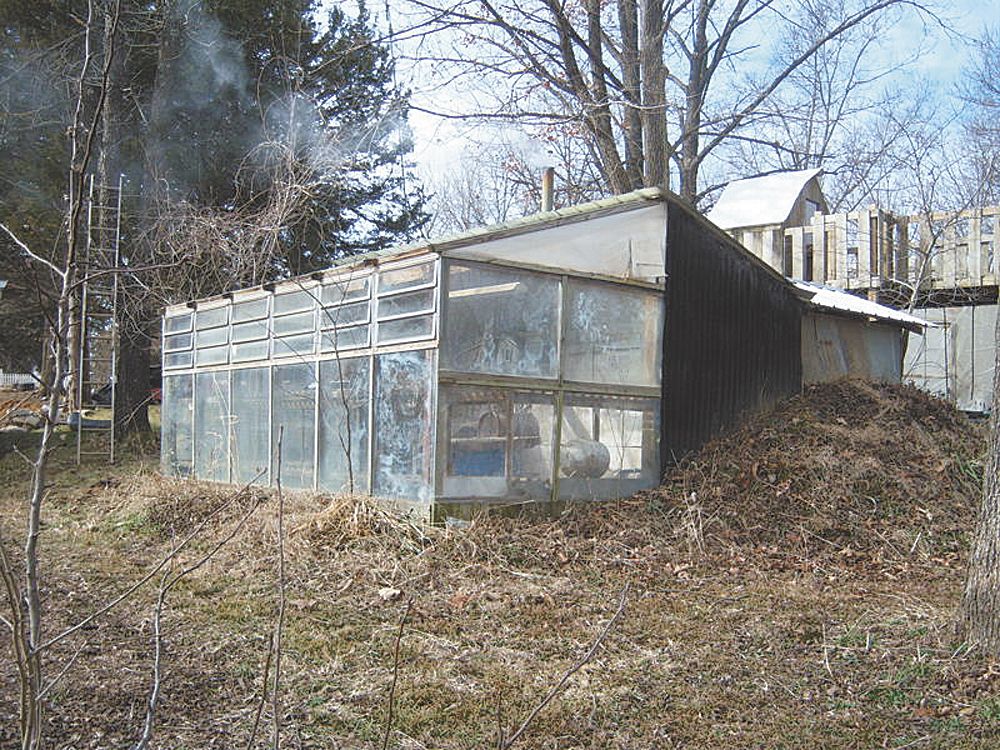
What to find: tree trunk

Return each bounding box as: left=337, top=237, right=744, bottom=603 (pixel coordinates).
left=959, top=306, right=1000, bottom=655
left=639, top=0, right=668, bottom=191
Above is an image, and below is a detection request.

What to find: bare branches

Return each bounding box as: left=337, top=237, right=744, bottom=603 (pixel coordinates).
left=381, top=600, right=414, bottom=750
left=499, top=584, right=629, bottom=750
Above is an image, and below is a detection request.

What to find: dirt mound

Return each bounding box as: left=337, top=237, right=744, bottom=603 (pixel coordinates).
left=648, top=379, right=983, bottom=563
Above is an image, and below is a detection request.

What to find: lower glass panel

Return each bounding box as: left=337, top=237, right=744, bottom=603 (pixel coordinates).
left=271, top=363, right=316, bottom=490
left=318, top=357, right=371, bottom=494
left=231, top=367, right=270, bottom=484
left=373, top=350, right=434, bottom=501
left=557, top=394, right=659, bottom=500
left=439, top=385, right=554, bottom=500
left=194, top=371, right=230, bottom=482
left=161, top=375, right=193, bottom=477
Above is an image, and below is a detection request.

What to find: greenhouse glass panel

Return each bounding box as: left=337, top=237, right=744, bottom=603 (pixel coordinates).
left=273, top=310, right=315, bottom=336
left=272, top=363, right=316, bottom=490
left=232, top=340, right=269, bottom=363
left=272, top=332, right=314, bottom=358
left=439, top=386, right=555, bottom=499
left=165, top=312, right=193, bottom=334
left=197, top=306, right=229, bottom=329
left=557, top=395, right=659, bottom=500
left=321, top=276, right=369, bottom=305
left=377, top=314, right=434, bottom=345
left=196, top=326, right=229, bottom=348
left=273, top=289, right=315, bottom=315
left=231, top=367, right=270, bottom=484
left=163, top=333, right=192, bottom=351
left=162, top=375, right=193, bottom=477
left=232, top=297, right=269, bottom=322
left=164, top=351, right=193, bottom=370
left=319, top=300, right=369, bottom=329
left=378, top=261, right=435, bottom=294
left=194, top=371, right=230, bottom=482
left=374, top=350, right=434, bottom=500
left=377, top=288, right=435, bottom=319
left=563, top=280, right=662, bottom=386
left=442, top=262, right=559, bottom=378
left=195, top=345, right=228, bottom=366
left=318, top=357, right=370, bottom=494
left=232, top=320, right=268, bottom=343
left=320, top=326, right=369, bottom=352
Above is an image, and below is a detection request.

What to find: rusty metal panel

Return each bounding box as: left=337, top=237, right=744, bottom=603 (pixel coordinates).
left=662, top=202, right=802, bottom=462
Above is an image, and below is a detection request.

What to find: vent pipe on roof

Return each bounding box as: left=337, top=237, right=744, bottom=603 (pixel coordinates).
left=541, top=167, right=555, bottom=212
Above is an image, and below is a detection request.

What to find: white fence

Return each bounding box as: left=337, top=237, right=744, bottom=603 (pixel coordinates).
left=0, top=371, right=37, bottom=388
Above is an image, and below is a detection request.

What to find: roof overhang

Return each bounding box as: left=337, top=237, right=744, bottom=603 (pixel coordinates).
left=792, top=281, right=934, bottom=334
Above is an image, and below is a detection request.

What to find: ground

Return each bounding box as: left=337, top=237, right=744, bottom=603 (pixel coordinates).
left=1, top=381, right=999, bottom=749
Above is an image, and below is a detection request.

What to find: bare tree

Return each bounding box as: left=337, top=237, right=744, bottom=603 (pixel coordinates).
left=399, top=0, right=937, bottom=204
left=0, top=3, right=120, bottom=746
left=959, top=27, right=1000, bottom=657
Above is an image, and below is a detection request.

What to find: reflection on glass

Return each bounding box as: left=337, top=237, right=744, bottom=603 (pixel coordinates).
left=443, top=262, right=559, bottom=377
left=374, top=350, right=433, bottom=500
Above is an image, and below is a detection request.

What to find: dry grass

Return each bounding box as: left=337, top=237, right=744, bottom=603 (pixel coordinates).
left=1, top=380, right=999, bottom=749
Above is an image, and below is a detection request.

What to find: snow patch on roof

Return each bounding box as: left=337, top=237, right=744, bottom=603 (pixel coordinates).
left=707, top=169, right=822, bottom=229
left=793, top=281, right=933, bottom=331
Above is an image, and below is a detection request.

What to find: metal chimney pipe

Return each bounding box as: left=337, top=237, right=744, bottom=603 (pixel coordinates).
left=541, top=167, right=555, bottom=212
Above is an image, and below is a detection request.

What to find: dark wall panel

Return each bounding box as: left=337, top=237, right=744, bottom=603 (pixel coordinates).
left=661, top=201, right=802, bottom=464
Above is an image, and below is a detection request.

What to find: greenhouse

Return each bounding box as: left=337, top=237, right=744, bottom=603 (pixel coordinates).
left=161, top=187, right=930, bottom=520
left=161, top=200, right=667, bottom=519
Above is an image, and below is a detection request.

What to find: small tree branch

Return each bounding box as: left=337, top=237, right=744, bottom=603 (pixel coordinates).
left=500, top=584, right=629, bottom=750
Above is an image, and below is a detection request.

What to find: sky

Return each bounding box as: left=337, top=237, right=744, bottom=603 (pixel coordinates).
left=326, top=0, right=994, bottom=191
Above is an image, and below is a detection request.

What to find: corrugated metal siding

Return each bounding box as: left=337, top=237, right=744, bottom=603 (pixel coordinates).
left=661, top=201, right=803, bottom=463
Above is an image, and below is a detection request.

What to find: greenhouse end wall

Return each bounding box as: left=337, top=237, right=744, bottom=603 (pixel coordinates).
left=435, top=258, right=664, bottom=513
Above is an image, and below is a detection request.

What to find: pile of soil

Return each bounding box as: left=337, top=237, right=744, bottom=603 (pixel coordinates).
left=646, top=379, right=983, bottom=564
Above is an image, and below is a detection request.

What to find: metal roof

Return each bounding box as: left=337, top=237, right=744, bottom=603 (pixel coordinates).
left=792, top=280, right=933, bottom=333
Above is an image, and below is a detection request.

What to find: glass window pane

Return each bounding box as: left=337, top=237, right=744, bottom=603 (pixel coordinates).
left=163, top=333, right=192, bottom=352
left=196, top=345, right=228, bottom=366
left=447, top=396, right=506, bottom=478
left=232, top=319, right=269, bottom=343
left=232, top=340, right=269, bottom=363
left=321, top=276, right=369, bottom=305
left=232, top=297, right=269, bottom=322
left=378, top=261, right=434, bottom=294
left=271, top=363, right=316, bottom=490
left=320, top=325, right=369, bottom=352
left=377, top=288, right=435, bottom=320
left=231, top=367, right=270, bottom=484
left=161, top=375, right=193, bottom=477
left=194, top=371, right=230, bottom=482
left=197, top=306, right=229, bottom=329
left=164, top=351, right=193, bottom=369
left=273, top=310, right=315, bottom=336
left=196, top=326, right=229, bottom=348
left=273, top=289, right=315, bottom=315
left=374, top=350, right=433, bottom=501
left=272, top=332, right=314, bottom=357
left=165, top=312, right=193, bottom=334
left=318, top=357, right=370, bottom=494
left=319, top=300, right=369, bottom=328
left=563, top=280, right=662, bottom=386
left=377, top=314, right=434, bottom=344
left=557, top=395, right=659, bottom=500
left=442, top=262, right=559, bottom=378
left=439, top=386, right=554, bottom=499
